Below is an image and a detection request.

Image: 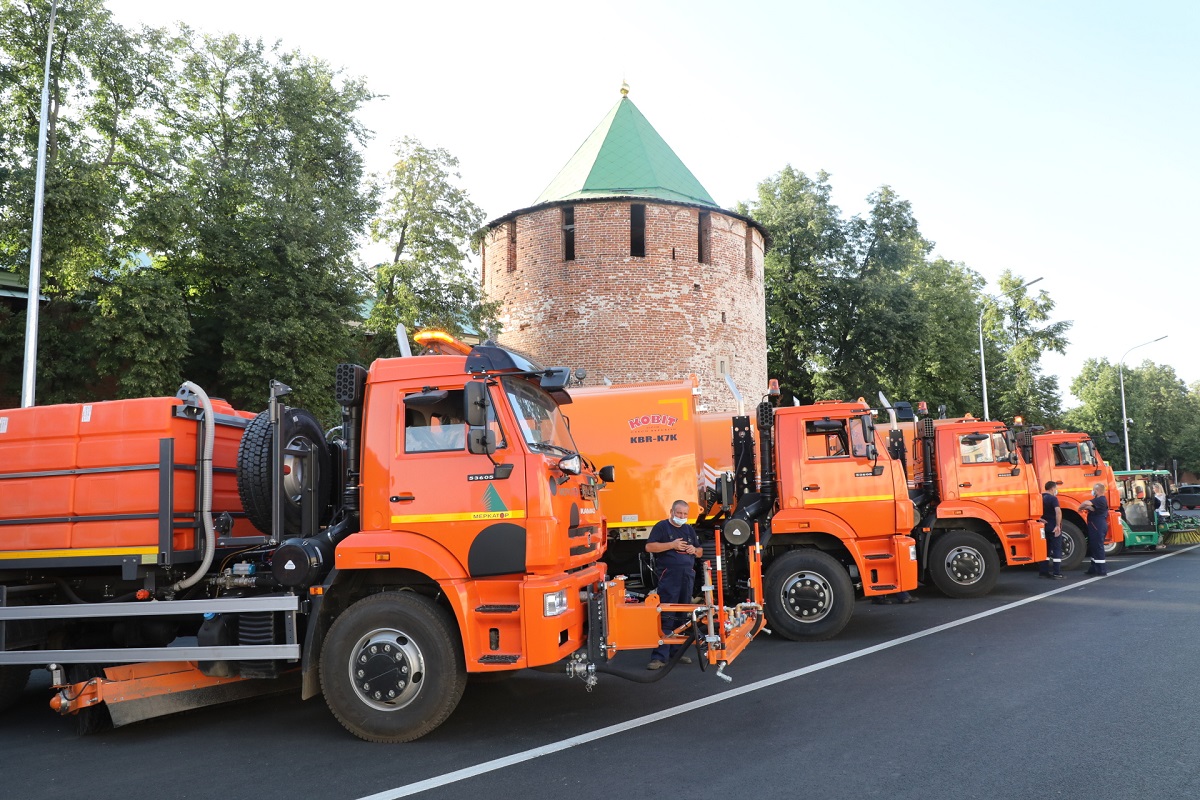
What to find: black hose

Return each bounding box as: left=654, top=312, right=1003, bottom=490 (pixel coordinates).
left=593, top=629, right=699, bottom=683
left=52, top=579, right=137, bottom=604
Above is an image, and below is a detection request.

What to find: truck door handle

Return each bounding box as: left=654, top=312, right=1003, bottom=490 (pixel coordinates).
left=959, top=482, right=972, bottom=488
left=390, top=494, right=416, bottom=503
left=803, top=485, right=820, bottom=491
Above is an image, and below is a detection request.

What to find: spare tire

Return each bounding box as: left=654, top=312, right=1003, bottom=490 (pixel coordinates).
left=237, top=408, right=332, bottom=536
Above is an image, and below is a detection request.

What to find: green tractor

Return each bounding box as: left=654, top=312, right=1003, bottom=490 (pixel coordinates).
left=1109, top=469, right=1200, bottom=553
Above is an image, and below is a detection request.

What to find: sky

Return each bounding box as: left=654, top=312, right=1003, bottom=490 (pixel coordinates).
left=104, top=0, right=1200, bottom=408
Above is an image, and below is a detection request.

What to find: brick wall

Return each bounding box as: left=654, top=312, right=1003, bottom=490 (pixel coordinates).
left=482, top=200, right=767, bottom=413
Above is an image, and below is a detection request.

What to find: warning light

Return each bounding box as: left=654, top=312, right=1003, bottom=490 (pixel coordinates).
left=768, top=379, right=780, bottom=397
left=413, top=329, right=471, bottom=355
left=917, top=401, right=928, bottom=415
left=1014, top=415, right=1025, bottom=426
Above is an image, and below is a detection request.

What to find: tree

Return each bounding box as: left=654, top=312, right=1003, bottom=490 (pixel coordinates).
left=983, top=270, right=1071, bottom=426
left=127, top=30, right=376, bottom=416
left=747, top=169, right=988, bottom=408
left=365, top=137, right=496, bottom=359
left=1065, top=359, right=1199, bottom=472
left=0, top=0, right=171, bottom=402
left=740, top=166, right=844, bottom=405
left=884, top=258, right=985, bottom=416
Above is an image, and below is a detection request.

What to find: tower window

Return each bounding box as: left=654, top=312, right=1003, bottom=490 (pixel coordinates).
left=698, top=211, right=711, bottom=264
left=745, top=226, right=754, bottom=278
left=562, top=206, right=575, bottom=261
left=507, top=220, right=517, bottom=272
left=630, top=204, right=645, bottom=257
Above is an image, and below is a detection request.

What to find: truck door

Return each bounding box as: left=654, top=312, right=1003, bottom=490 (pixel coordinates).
left=797, top=416, right=898, bottom=534
left=949, top=431, right=1028, bottom=523
left=389, top=387, right=529, bottom=577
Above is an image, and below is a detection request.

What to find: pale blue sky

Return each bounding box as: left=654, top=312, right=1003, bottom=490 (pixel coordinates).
left=106, top=0, right=1199, bottom=407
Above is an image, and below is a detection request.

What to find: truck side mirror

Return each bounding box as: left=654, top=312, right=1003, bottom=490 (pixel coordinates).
left=598, top=465, right=616, bottom=483
left=465, top=381, right=490, bottom=428
left=467, top=428, right=497, bottom=456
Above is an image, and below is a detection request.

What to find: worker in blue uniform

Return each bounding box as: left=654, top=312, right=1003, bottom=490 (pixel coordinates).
left=1080, top=482, right=1110, bottom=576
left=1039, top=481, right=1064, bottom=579
left=645, top=499, right=701, bottom=669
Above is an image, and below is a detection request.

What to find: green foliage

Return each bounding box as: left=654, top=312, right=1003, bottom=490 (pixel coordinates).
left=982, top=270, right=1071, bottom=427
left=1065, top=359, right=1200, bottom=473
left=747, top=168, right=989, bottom=412
left=365, top=137, right=496, bottom=359
left=1, top=4, right=374, bottom=418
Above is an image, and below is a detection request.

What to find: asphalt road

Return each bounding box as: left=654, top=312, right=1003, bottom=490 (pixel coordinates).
left=4, top=545, right=1200, bottom=800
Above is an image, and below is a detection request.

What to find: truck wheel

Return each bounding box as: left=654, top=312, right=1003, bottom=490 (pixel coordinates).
left=1104, top=537, right=1125, bottom=557
left=763, top=549, right=855, bottom=642
left=237, top=408, right=332, bottom=536
left=929, top=531, right=999, bottom=598
left=0, top=665, right=31, bottom=714
left=320, top=592, right=466, bottom=742
left=1059, top=521, right=1086, bottom=571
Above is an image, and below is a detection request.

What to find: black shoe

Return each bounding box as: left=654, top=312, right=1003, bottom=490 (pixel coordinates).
left=647, top=660, right=666, bottom=671
left=1051, top=574, right=1065, bottom=580
left=898, top=595, right=917, bottom=604
left=871, top=596, right=896, bottom=605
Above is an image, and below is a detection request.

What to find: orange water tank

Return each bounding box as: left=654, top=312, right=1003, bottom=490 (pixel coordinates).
left=0, top=395, right=257, bottom=564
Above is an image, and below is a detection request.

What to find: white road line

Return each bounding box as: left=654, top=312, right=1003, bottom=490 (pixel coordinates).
left=357, top=544, right=1200, bottom=800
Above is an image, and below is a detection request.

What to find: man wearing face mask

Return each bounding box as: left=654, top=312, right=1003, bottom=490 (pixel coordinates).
left=644, top=499, right=702, bottom=670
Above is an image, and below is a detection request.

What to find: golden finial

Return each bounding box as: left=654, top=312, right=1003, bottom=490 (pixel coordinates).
left=620, top=80, right=630, bottom=97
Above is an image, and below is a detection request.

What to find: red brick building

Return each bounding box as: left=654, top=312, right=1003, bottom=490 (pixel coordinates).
left=480, top=88, right=768, bottom=412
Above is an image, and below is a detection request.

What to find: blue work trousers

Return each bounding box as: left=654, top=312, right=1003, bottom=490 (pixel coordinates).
left=651, top=565, right=695, bottom=664
left=1087, top=528, right=1108, bottom=574
left=1041, top=529, right=1063, bottom=575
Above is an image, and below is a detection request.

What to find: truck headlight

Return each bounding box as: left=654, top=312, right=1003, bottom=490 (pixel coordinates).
left=543, top=589, right=568, bottom=617
left=557, top=454, right=581, bottom=475
left=909, top=545, right=917, bottom=561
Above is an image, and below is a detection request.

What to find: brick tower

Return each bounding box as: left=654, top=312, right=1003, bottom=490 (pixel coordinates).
left=480, top=86, right=768, bottom=412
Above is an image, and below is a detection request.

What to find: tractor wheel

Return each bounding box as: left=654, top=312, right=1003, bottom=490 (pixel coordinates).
left=320, top=592, right=466, bottom=742
left=763, top=549, right=855, bottom=642
left=928, top=530, right=1000, bottom=598
left=237, top=407, right=331, bottom=535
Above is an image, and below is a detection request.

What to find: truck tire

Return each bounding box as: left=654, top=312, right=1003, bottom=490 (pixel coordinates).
left=320, top=592, right=466, bottom=743
left=1059, top=521, right=1086, bottom=571
left=763, top=549, right=855, bottom=642
left=1104, top=537, right=1125, bottom=557
left=0, top=665, right=31, bottom=714
left=237, top=408, right=331, bottom=536
left=928, top=530, right=999, bottom=598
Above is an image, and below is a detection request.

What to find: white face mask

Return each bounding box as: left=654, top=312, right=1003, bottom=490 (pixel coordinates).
left=671, top=514, right=687, bottom=526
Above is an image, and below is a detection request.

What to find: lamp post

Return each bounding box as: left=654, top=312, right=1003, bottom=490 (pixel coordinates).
left=978, top=276, right=1043, bottom=420
left=20, top=0, right=58, bottom=408
left=1119, top=335, right=1167, bottom=471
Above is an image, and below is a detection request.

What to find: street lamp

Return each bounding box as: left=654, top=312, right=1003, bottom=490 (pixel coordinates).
left=978, top=276, right=1043, bottom=420
left=20, top=0, right=58, bottom=408
left=1119, top=335, right=1167, bottom=471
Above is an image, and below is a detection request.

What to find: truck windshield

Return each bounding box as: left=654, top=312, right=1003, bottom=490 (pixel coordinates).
left=502, top=377, right=578, bottom=455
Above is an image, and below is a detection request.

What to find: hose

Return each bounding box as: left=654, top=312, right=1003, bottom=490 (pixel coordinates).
left=592, top=629, right=699, bottom=684
left=172, top=381, right=216, bottom=592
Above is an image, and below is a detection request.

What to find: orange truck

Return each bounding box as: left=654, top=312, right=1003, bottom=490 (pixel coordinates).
left=888, top=400, right=1047, bottom=595
left=1014, top=428, right=1123, bottom=568
left=569, top=386, right=1048, bottom=644
left=568, top=381, right=920, bottom=642
left=0, top=334, right=764, bottom=740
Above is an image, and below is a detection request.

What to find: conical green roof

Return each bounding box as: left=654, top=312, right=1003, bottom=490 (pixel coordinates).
left=534, top=95, right=718, bottom=208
